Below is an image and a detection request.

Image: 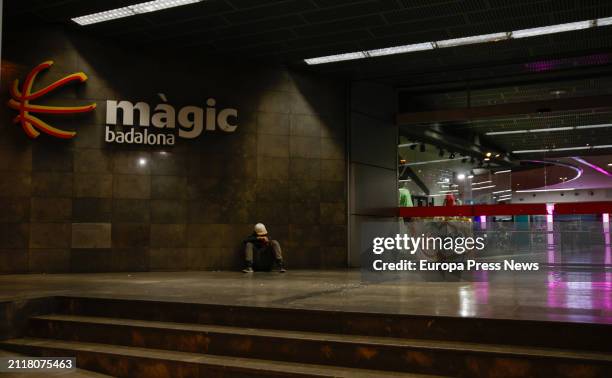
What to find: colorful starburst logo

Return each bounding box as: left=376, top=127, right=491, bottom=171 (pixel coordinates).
left=7, top=60, right=97, bottom=139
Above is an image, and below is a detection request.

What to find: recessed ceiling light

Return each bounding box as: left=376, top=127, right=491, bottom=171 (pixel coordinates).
left=72, top=0, right=205, bottom=25
left=304, top=17, right=612, bottom=65
left=549, top=89, right=567, bottom=96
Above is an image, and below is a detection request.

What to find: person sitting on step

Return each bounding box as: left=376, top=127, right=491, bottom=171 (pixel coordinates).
left=242, top=223, right=286, bottom=273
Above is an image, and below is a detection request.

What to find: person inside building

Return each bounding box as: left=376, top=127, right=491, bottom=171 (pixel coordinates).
left=242, top=223, right=286, bottom=273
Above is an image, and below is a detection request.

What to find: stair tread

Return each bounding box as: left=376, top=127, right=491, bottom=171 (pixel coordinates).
left=1, top=338, right=442, bottom=378
left=33, top=314, right=612, bottom=362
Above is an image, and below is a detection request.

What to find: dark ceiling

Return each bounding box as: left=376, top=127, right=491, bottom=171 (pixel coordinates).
left=5, top=0, right=612, bottom=85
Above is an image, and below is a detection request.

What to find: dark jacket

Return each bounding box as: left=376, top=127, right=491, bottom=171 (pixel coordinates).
left=244, top=232, right=270, bottom=250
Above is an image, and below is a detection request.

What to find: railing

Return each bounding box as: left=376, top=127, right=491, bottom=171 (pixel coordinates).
left=399, top=201, right=612, bottom=217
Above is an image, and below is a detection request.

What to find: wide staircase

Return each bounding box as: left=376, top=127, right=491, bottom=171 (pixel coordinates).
left=1, top=296, right=611, bottom=377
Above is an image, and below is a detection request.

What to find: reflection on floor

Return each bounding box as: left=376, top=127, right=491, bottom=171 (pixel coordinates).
left=0, top=269, right=610, bottom=324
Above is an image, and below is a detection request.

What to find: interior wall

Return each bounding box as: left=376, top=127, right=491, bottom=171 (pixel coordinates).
left=0, top=27, right=347, bottom=273
left=348, top=81, right=398, bottom=267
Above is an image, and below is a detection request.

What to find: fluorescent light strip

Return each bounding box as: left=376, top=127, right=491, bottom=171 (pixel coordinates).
left=472, top=185, right=496, bottom=191
left=576, top=123, right=612, bottom=129
left=486, top=123, right=612, bottom=136
left=552, top=146, right=591, bottom=151
left=368, top=42, right=434, bottom=57
left=511, top=20, right=593, bottom=39
left=304, top=16, right=612, bottom=64
left=513, top=144, right=612, bottom=154
left=435, top=32, right=509, bottom=48
left=304, top=52, right=367, bottom=65
left=472, top=180, right=492, bottom=185
left=404, top=158, right=455, bottom=166
left=599, top=16, right=612, bottom=26
left=512, top=149, right=549, bottom=154
left=494, top=170, right=511, bottom=174
left=486, top=130, right=528, bottom=135
left=571, top=157, right=612, bottom=177
left=72, top=0, right=204, bottom=25
left=530, top=127, right=574, bottom=133
left=515, top=188, right=575, bottom=193
left=492, top=189, right=512, bottom=194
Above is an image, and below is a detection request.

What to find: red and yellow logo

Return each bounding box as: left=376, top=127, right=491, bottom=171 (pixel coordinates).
left=7, top=60, right=96, bottom=139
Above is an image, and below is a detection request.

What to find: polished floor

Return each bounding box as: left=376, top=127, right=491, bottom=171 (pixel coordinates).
left=0, top=269, right=611, bottom=325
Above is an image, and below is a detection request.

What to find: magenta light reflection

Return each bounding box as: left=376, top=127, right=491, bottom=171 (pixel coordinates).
left=571, top=157, right=612, bottom=177
left=525, top=53, right=612, bottom=72
left=479, top=215, right=486, bottom=230
left=547, top=204, right=555, bottom=264
left=546, top=203, right=554, bottom=232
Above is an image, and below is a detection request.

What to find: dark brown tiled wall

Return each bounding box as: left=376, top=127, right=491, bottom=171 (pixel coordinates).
left=0, top=28, right=347, bottom=273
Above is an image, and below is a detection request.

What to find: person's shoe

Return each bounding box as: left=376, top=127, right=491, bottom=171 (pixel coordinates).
left=276, top=260, right=287, bottom=273
left=242, top=267, right=254, bottom=273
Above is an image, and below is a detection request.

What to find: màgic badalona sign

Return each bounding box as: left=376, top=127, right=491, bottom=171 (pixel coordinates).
left=7, top=61, right=238, bottom=146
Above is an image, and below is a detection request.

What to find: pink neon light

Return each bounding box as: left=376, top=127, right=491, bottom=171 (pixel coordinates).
left=604, top=213, right=610, bottom=223
left=479, top=215, right=486, bottom=230
left=572, top=157, right=612, bottom=177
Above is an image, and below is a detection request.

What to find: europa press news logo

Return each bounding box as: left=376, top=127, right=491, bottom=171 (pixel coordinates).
left=7, top=60, right=96, bottom=139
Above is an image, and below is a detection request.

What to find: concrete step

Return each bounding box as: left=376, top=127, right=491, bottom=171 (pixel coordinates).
left=0, top=338, right=441, bottom=378
left=57, top=296, right=612, bottom=352
left=26, top=314, right=612, bottom=378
